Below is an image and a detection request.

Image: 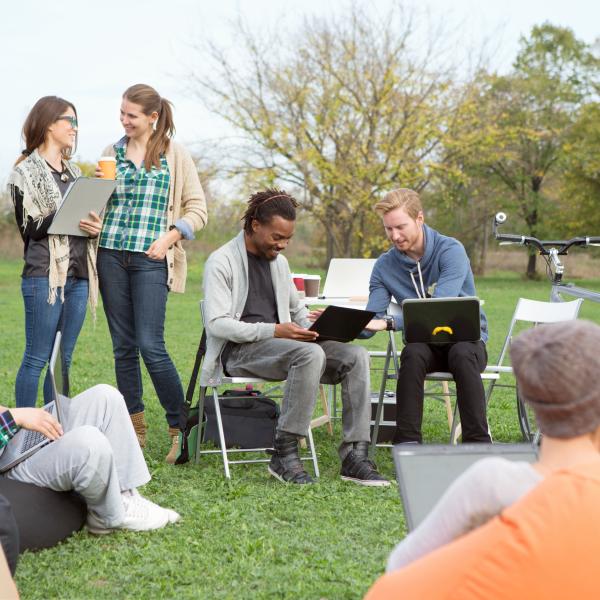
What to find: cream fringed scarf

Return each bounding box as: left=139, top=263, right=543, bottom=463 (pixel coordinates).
left=7, top=149, right=98, bottom=319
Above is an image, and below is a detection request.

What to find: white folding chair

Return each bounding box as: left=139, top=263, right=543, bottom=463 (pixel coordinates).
left=195, top=377, right=320, bottom=480
left=484, top=297, right=583, bottom=442
left=196, top=304, right=320, bottom=479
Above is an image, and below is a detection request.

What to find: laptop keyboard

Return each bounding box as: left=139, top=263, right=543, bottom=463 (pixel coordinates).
left=20, top=404, right=53, bottom=452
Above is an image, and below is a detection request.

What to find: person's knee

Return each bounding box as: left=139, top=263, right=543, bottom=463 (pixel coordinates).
left=20, top=352, right=48, bottom=373
left=62, top=426, right=113, bottom=470
left=138, top=336, right=166, bottom=364
left=447, top=342, right=482, bottom=372
left=400, top=343, right=430, bottom=365
left=286, top=343, right=327, bottom=380
left=342, top=344, right=370, bottom=369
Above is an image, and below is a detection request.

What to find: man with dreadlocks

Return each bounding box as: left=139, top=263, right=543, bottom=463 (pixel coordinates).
left=201, top=189, right=388, bottom=485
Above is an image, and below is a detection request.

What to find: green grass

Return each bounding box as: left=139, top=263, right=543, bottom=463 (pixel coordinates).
left=2, top=257, right=599, bottom=599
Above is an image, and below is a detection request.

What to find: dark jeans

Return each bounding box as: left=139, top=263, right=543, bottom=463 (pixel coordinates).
left=394, top=341, right=491, bottom=443
left=97, top=249, right=184, bottom=427
left=16, top=276, right=88, bottom=407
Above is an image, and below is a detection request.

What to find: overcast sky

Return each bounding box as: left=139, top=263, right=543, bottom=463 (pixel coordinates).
left=1, top=0, right=598, bottom=184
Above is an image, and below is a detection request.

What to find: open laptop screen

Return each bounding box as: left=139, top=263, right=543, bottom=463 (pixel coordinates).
left=393, top=444, right=538, bottom=531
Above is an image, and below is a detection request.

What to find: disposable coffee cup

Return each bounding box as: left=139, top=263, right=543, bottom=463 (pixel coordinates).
left=291, top=274, right=306, bottom=298
left=304, top=275, right=321, bottom=298
left=98, top=156, right=116, bottom=180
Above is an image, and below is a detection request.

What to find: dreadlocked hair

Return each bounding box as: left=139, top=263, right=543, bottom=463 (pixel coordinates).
left=242, top=188, right=298, bottom=233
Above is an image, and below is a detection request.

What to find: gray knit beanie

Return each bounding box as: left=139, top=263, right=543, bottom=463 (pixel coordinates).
left=510, top=320, right=600, bottom=438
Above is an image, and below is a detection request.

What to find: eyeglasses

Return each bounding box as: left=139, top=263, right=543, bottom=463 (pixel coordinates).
left=56, top=115, right=78, bottom=129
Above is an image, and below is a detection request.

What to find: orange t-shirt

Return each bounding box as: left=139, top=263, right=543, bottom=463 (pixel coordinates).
left=366, top=462, right=600, bottom=600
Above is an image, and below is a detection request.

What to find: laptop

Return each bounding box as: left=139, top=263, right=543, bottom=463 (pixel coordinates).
left=393, top=444, right=538, bottom=531
left=402, top=297, right=481, bottom=344
left=0, top=332, right=65, bottom=473
left=309, top=305, right=375, bottom=342
left=320, top=258, right=376, bottom=300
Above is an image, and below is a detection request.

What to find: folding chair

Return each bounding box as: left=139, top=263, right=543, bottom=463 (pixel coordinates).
left=194, top=303, right=320, bottom=479
left=484, top=297, right=583, bottom=442
left=370, top=301, right=500, bottom=449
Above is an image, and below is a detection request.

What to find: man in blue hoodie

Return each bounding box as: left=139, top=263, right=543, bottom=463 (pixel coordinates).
left=365, top=188, right=491, bottom=444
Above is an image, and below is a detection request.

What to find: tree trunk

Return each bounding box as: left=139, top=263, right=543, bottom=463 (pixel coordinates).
left=478, top=217, right=488, bottom=276
left=526, top=251, right=537, bottom=279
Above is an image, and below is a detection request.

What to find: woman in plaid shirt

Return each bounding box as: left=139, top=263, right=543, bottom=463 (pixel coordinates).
left=96, top=84, right=207, bottom=462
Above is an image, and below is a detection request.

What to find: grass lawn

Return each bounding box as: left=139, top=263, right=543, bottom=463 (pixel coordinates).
left=2, top=256, right=599, bottom=599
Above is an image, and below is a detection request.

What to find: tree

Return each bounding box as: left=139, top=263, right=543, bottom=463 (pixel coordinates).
left=479, top=24, right=599, bottom=278
left=560, top=102, right=600, bottom=235
left=192, top=7, right=465, bottom=262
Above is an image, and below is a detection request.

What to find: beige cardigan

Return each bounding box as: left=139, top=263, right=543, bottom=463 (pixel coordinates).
left=101, top=140, right=208, bottom=293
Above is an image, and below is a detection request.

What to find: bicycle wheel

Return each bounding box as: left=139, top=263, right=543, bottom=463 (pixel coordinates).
left=517, top=388, right=539, bottom=443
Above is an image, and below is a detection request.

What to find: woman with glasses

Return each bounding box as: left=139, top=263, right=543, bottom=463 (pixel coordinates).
left=97, top=84, right=207, bottom=461
left=8, top=96, right=103, bottom=408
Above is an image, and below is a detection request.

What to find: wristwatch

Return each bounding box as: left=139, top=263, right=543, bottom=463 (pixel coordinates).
left=384, top=315, right=395, bottom=331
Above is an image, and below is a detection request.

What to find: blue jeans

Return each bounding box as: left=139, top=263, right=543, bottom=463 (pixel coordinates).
left=97, top=249, right=184, bottom=427
left=16, top=276, right=89, bottom=407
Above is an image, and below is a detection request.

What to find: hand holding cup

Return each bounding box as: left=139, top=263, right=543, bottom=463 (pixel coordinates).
left=97, top=156, right=116, bottom=179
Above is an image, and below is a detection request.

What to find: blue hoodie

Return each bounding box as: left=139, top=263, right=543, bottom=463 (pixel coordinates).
left=365, top=224, right=488, bottom=342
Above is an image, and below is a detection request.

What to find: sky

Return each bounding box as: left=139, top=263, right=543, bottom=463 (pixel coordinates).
left=1, top=0, right=598, bottom=184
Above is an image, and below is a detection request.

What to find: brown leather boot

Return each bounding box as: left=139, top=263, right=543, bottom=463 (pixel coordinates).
left=130, top=411, right=147, bottom=448
left=165, top=427, right=180, bottom=464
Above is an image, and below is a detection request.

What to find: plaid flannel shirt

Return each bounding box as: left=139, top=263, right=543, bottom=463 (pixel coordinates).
left=99, top=139, right=171, bottom=253
left=0, top=410, right=18, bottom=450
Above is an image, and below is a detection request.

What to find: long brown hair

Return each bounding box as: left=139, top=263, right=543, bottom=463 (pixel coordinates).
left=123, top=84, right=175, bottom=171
left=15, top=96, right=78, bottom=166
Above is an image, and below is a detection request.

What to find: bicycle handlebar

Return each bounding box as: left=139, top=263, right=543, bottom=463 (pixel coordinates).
left=493, top=213, right=600, bottom=255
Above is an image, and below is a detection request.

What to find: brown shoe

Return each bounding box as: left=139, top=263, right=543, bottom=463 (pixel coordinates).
left=130, top=411, right=147, bottom=448
left=165, top=427, right=180, bottom=464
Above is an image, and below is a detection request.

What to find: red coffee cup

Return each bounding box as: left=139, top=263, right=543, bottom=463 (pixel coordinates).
left=292, top=276, right=305, bottom=292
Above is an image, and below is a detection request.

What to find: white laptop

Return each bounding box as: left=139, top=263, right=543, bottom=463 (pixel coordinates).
left=321, top=258, right=376, bottom=300
left=0, top=332, right=65, bottom=473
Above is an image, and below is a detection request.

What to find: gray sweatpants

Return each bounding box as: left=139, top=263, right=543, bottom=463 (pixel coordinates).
left=7, top=384, right=150, bottom=527
left=225, top=338, right=372, bottom=453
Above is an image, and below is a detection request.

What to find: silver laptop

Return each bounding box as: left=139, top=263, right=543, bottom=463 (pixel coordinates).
left=393, top=444, right=538, bottom=531
left=0, top=332, right=65, bottom=473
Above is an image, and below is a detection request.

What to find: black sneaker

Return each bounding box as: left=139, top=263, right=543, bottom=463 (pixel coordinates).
left=268, top=434, right=314, bottom=485
left=340, top=442, right=390, bottom=487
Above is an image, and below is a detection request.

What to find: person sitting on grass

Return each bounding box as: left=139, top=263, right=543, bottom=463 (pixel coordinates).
left=201, top=188, right=388, bottom=486
left=1, top=384, right=179, bottom=534
left=366, top=319, right=600, bottom=599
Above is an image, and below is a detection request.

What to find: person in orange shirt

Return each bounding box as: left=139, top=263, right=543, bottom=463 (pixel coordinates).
left=366, top=319, right=600, bottom=600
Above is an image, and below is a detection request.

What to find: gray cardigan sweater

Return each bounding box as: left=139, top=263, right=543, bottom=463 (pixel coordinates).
left=201, top=230, right=310, bottom=386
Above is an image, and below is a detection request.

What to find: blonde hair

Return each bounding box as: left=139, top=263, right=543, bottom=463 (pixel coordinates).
left=374, top=188, right=422, bottom=218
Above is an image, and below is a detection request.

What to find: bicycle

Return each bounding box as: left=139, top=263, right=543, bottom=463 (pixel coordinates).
left=492, top=212, right=600, bottom=441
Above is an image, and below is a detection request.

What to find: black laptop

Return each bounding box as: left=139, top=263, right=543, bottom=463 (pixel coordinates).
left=309, top=305, right=375, bottom=342
left=402, top=297, right=481, bottom=344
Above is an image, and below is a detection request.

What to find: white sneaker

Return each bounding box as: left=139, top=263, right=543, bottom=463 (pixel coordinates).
left=86, top=494, right=169, bottom=535
left=130, top=490, right=181, bottom=524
